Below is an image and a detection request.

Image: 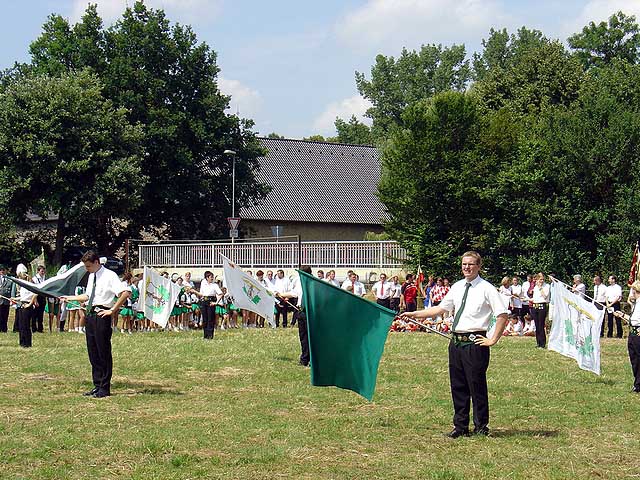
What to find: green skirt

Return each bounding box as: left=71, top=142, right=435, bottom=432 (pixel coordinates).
left=171, top=306, right=182, bottom=316
left=215, top=305, right=227, bottom=315
left=191, top=304, right=200, bottom=312
left=44, top=302, right=59, bottom=314
left=135, top=311, right=145, bottom=321
left=120, top=307, right=134, bottom=317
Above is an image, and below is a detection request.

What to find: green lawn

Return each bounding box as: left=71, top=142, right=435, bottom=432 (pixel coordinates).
left=1, top=322, right=638, bottom=479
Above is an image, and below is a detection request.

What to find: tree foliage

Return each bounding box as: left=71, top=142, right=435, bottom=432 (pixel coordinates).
left=0, top=71, right=144, bottom=264
left=568, top=11, right=640, bottom=68
left=376, top=12, right=640, bottom=281
left=355, top=44, right=471, bottom=138
left=2, top=2, right=268, bottom=258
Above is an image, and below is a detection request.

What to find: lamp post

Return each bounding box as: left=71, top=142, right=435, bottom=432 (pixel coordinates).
left=224, top=149, right=237, bottom=244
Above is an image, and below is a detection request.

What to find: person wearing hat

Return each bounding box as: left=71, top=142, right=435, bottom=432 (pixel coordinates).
left=0, top=264, right=13, bottom=332
left=615, top=281, right=640, bottom=392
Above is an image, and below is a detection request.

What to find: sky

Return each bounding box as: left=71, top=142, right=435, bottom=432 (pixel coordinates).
left=1, top=0, right=639, bottom=139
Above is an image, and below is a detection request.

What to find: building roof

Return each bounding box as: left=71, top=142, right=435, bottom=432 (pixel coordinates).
left=240, top=138, right=387, bottom=225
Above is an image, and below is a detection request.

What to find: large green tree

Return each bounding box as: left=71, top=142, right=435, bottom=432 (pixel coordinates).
left=0, top=71, right=144, bottom=265
left=568, top=11, right=640, bottom=68
left=355, top=44, right=471, bottom=138
left=23, top=2, right=267, bottom=256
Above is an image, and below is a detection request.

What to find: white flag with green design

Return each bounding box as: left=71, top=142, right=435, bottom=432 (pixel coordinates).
left=140, top=266, right=180, bottom=328
left=548, top=279, right=603, bottom=375
left=221, top=254, right=276, bottom=328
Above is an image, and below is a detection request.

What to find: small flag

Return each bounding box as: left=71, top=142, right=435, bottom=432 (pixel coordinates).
left=299, top=270, right=394, bottom=401
left=548, top=279, right=603, bottom=375
left=221, top=254, right=276, bottom=327
left=628, top=241, right=639, bottom=286
left=10, top=262, right=88, bottom=298
left=140, top=266, right=180, bottom=328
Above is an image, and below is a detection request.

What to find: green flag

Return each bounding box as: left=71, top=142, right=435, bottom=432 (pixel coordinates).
left=10, top=262, right=88, bottom=298
left=299, top=270, right=395, bottom=401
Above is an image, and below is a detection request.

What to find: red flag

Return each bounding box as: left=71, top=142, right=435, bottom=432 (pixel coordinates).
left=416, top=264, right=425, bottom=287
left=629, top=242, right=639, bottom=286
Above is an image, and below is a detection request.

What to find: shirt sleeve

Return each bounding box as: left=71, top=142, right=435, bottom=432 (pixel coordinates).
left=485, top=284, right=510, bottom=316
left=110, top=273, right=127, bottom=296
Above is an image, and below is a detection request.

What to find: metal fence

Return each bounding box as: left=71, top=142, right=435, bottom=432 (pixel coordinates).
left=138, top=241, right=407, bottom=269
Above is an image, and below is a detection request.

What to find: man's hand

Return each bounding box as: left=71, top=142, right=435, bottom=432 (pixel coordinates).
left=474, top=335, right=497, bottom=347
left=97, top=308, right=113, bottom=318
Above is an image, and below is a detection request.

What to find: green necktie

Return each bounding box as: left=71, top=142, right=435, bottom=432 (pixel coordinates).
left=85, top=274, right=97, bottom=314
left=452, top=282, right=471, bottom=332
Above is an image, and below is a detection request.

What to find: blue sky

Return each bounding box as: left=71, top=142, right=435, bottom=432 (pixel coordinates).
left=1, top=1, right=638, bottom=139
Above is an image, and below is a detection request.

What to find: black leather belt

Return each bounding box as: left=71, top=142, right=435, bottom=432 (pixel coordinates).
left=533, top=303, right=548, bottom=309
left=89, top=305, right=111, bottom=313
left=452, top=331, right=486, bottom=346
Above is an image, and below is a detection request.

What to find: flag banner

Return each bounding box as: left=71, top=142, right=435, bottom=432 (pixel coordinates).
left=220, top=254, right=276, bottom=327
left=299, top=270, right=395, bottom=401
left=10, top=262, right=88, bottom=298
left=30, top=248, right=45, bottom=277
left=548, top=279, right=603, bottom=375
left=629, top=242, right=639, bottom=286
left=140, top=266, right=180, bottom=328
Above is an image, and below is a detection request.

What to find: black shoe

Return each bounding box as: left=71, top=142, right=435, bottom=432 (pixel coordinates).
left=83, top=387, right=99, bottom=396
left=473, top=426, right=490, bottom=436
left=631, top=386, right=640, bottom=393
left=92, top=390, right=110, bottom=398
left=446, top=428, right=469, bottom=439
left=299, top=360, right=309, bottom=367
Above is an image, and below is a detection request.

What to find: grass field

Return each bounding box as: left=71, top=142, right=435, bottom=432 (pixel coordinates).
left=1, top=320, right=639, bottom=480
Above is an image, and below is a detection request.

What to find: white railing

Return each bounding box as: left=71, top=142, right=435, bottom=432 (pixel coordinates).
left=138, top=241, right=407, bottom=269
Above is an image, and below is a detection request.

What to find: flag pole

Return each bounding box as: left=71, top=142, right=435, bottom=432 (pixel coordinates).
left=398, top=316, right=452, bottom=339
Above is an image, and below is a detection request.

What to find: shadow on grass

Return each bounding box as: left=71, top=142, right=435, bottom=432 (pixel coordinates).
left=114, top=381, right=184, bottom=396
left=491, top=429, right=560, bottom=438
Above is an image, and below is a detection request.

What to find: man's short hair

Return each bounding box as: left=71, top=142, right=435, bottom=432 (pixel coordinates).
left=300, top=265, right=312, bottom=274
left=81, top=250, right=100, bottom=263
left=256, top=270, right=264, bottom=276
left=461, top=250, right=482, bottom=267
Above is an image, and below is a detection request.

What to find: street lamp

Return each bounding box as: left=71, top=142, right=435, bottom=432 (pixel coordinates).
left=224, top=149, right=237, bottom=243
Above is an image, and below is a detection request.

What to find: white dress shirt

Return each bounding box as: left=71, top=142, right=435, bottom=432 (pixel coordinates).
left=272, top=276, right=292, bottom=294
left=510, top=284, right=523, bottom=308
left=86, top=266, right=126, bottom=307
left=605, top=284, right=622, bottom=304
left=532, top=284, right=550, bottom=303
left=372, top=280, right=391, bottom=299
left=200, top=280, right=222, bottom=298
left=439, top=275, right=509, bottom=333
left=592, top=283, right=607, bottom=305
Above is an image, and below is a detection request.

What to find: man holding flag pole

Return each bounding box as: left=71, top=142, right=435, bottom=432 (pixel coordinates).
left=401, top=251, right=508, bottom=438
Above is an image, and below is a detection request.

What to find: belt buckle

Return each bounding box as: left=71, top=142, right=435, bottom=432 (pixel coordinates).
left=468, top=334, right=477, bottom=341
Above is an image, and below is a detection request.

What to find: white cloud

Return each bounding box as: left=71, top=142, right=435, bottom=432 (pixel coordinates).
left=218, top=76, right=263, bottom=119
left=336, top=0, right=510, bottom=53
left=312, top=95, right=372, bottom=136
left=562, top=0, right=640, bottom=39
left=70, top=0, right=222, bottom=25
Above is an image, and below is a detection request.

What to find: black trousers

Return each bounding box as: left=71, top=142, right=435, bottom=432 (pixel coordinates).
left=0, top=304, right=9, bottom=332
left=629, top=334, right=640, bottom=391
left=32, top=298, right=45, bottom=332
left=17, top=307, right=32, bottom=347
left=296, top=310, right=309, bottom=366
left=390, top=298, right=400, bottom=313
left=201, top=303, right=216, bottom=339
left=448, top=341, right=490, bottom=431
left=531, top=304, right=548, bottom=348
left=604, top=302, right=622, bottom=338
left=289, top=298, right=298, bottom=325
left=376, top=298, right=391, bottom=309
left=275, top=302, right=288, bottom=327
left=85, top=312, right=113, bottom=393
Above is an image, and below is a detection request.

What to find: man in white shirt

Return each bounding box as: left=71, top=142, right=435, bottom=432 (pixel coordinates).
left=400, top=251, right=508, bottom=438
left=604, top=275, right=623, bottom=338
left=278, top=266, right=312, bottom=366
left=571, top=274, right=586, bottom=299
left=341, top=272, right=366, bottom=297
left=31, top=265, right=46, bottom=333
left=324, top=270, right=340, bottom=287
left=592, top=275, right=607, bottom=311
left=372, top=273, right=392, bottom=309
left=61, top=251, right=130, bottom=398
left=273, top=269, right=292, bottom=327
